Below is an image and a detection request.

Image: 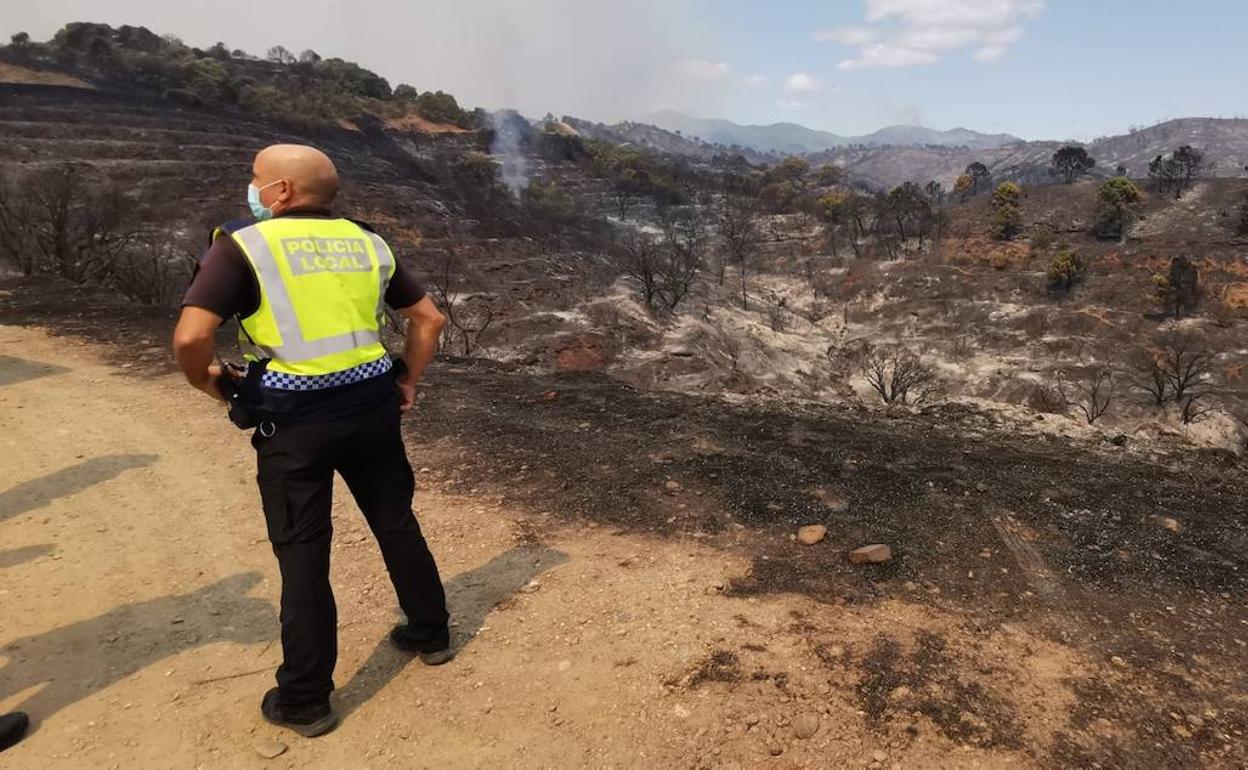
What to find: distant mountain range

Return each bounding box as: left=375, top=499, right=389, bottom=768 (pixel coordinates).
left=583, top=111, right=1248, bottom=189
left=641, top=110, right=1022, bottom=154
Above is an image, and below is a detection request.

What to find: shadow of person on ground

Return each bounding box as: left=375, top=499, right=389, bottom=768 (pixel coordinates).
left=0, top=356, right=69, bottom=387
left=0, top=454, right=158, bottom=523
left=0, top=572, right=275, bottom=727
left=334, top=543, right=570, bottom=718
left=0, top=545, right=54, bottom=569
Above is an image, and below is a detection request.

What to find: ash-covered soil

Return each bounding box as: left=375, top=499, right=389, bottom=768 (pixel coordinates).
left=404, top=351, right=1248, bottom=767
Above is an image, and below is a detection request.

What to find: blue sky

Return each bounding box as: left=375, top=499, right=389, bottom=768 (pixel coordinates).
left=686, top=0, right=1248, bottom=139
left=4, top=1, right=1246, bottom=140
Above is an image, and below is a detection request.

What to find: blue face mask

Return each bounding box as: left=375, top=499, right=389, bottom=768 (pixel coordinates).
left=248, top=181, right=281, bottom=221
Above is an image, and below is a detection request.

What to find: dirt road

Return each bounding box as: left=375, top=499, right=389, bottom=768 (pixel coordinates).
left=0, top=323, right=1243, bottom=768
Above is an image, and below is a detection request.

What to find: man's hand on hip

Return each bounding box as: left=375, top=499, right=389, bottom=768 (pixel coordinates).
left=397, top=378, right=417, bottom=413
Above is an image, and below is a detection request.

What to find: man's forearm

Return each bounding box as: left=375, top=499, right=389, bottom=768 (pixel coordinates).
left=173, top=334, right=221, bottom=400
left=173, top=307, right=226, bottom=402
left=401, top=321, right=441, bottom=383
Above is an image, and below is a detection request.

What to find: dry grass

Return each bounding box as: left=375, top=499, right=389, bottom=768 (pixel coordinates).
left=0, top=62, right=92, bottom=89
left=384, top=112, right=470, bottom=134
left=1222, top=283, right=1248, bottom=310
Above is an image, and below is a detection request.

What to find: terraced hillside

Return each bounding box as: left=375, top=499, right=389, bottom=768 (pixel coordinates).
left=0, top=81, right=624, bottom=370
left=0, top=83, right=461, bottom=226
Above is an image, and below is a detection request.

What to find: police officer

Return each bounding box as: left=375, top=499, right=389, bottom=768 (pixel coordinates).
left=173, top=144, right=451, bottom=737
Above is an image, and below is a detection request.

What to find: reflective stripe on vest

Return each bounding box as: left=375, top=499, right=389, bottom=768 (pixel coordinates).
left=223, top=218, right=395, bottom=376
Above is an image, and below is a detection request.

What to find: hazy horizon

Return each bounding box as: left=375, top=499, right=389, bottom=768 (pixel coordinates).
left=4, top=1, right=1247, bottom=142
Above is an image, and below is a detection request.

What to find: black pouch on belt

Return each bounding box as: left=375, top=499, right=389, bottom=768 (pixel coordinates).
left=217, top=359, right=271, bottom=430
left=389, top=354, right=409, bottom=382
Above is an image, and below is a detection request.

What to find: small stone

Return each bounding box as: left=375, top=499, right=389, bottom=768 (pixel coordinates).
left=793, top=713, right=820, bottom=739
left=872, top=749, right=888, bottom=763
left=1110, top=655, right=1126, bottom=667
left=558, top=660, right=572, bottom=672
left=673, top=704, right=691, bottom=718
left=1186, top=714, right=1205, bottom=728
left=768, top=743, right=783, bottom=756
left=766, top=502, right=784, bottom=512
left=256, top=740, right=287, bottom=759
left=664, top=480, right=682, bottom=492
left=419, top=467, right=432, bottom=473
left=744, top=714, right=761, bottom=726
left=520, top=580, right=541, bottom=594
left=1161, top=517, right=1181, bottom=533
left=975, top=482, right=988, bottom=493
left=849, top=544, right=891, bottom=564
left=796, top=525, right=827, bottom=546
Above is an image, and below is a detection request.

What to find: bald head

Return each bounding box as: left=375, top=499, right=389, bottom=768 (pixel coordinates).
left=251, top=144, right=339, bottom=214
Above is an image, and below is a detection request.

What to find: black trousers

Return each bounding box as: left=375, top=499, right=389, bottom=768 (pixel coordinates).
left=252, top=401, right=450, bottom=707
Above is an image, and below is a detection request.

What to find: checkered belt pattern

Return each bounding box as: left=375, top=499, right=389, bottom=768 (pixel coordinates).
left=261, top=356, right=393, bottom=391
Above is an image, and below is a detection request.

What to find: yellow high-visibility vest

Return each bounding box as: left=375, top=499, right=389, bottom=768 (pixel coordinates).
left=211, top=217, right=396, bottom=377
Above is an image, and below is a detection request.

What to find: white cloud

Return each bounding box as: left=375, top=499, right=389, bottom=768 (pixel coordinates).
left=777, top=99, right=808, bottom=112
left=812, top=26, right=877, bottom=45
left=743, top=74, right=769, bottom=88
left=677, top=59, right=731, bottom=82
left=818, top=0, right=1042, bottom=70
left=783, top=72, right=825, bottom=95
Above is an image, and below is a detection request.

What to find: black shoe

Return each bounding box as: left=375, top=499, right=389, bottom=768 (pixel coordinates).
left=0, top=712, right=29, bottom=752
left=260, top=688, right=338, bottom=738
left=389, top=624, right=454, bottom=665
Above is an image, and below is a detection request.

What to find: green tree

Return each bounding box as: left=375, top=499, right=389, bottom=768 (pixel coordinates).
left=414, top=90, right=467, bottom=125
left=183, top=57, right=230, bottom=101
left=759, top=181, right=799, bottom=213
left=953, top=174, right=973, bottom=202
left=1094, top=177, right=1143, bottom=239
left=760, top=156, right=809, bottom=193
left=1051, top=146, right=1096, bottom=184
left=816, top=192, right=849, bottom=258
left=520, top=181, right=577, bottom=236
left=1154, top=255, right=1200, bottom=319
left=990, top=181, right=1022, bottom=241
left=964, top=162, right=992, bottom=196
left=815, top=163, right=842, bottom=187
left=1047, top=250, right=1081, bottom=296
left=238, top=83, right=289, bottom=118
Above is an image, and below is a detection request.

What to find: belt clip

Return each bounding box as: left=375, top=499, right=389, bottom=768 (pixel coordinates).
left=258, top=421, right=277, bottom=438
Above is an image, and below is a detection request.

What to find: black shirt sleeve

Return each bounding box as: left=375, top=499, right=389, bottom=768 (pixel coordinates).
left=385, top=261, right=426, bottom=310
left=181, top=236, right=260, bottom=320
